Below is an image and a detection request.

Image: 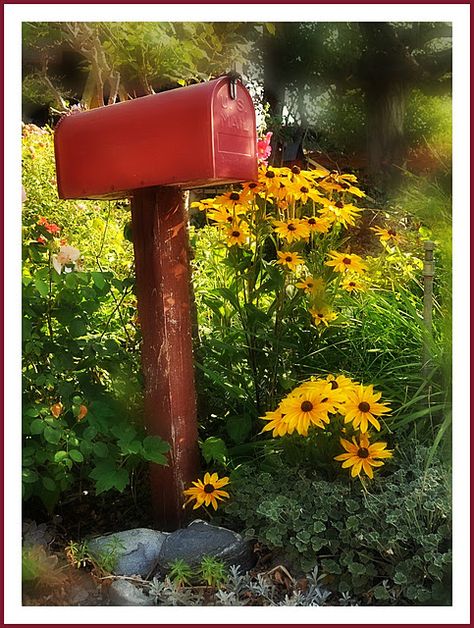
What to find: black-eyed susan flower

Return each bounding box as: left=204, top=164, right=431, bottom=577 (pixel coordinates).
left=260, top=408, right=293, bottom=437
left=190, top=197, right=219, bottom=211
left=215, top=190, right=248, bottom=210
left=302, top=215, right=331, bottom=234
left=342, top=384, right=391, bottom=433
left=276, top=250, right=304, bottom=272
left=325, top=251, right=367, bottom=274
left=334, top=433, right=392, bottom=479
left=295, top=275, right=324, bottom=295
left=207, top=206, right=235, bottom=225
left=259, top=166, right=284, bottom=195
left=318, top=202, right=362, bottom=228
left=226, top=223, right=249, bottom=247
left=309, top=306, right=338, bottom=327
left=279, top=386, right=333, bottom=435
left=183, top=472, right=230, bottom=510
left=342, top=274, right=367, bottom=293
left=370, top=226, right=403, bottom=245
left=273, top=219, right=310, bottom=243
left=289, top=184, right=323, bottom=205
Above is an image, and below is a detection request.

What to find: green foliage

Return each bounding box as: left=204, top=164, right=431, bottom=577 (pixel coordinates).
left=224, top=447, right=451, bottom=604
left=198, top=556, right=229, bottom=587
left=168, top=559, right=195, bottom=587
left=22, top=125, right=169, bottom=511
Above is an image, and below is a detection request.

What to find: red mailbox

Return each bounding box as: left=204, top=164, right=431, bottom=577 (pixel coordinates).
left=54, top=76, right=257, bottom=200
left=53, top=76, right=258, bottom=531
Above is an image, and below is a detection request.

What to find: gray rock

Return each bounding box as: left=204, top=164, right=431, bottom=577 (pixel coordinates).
left=107, top=580, right=154, bottom=606
left=157, top=519, right=254, bottom=574
left=87, top=528, right=168, bottom=577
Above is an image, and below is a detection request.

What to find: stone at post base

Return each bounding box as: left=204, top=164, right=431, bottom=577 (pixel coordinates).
left=155, top=520, right=255, bottom=575
left=87, top=528, right=168, bottom=577
left=107, top=580, right=154, bottom=606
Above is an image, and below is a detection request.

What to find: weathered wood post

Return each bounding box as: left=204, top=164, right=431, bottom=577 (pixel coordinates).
left=53, top=76, right=257, bottom=529
left=422, top=240, right=435, bottom=378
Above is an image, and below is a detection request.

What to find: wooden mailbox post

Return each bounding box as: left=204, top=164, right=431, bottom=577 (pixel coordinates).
left=54, top=76, right=257, bottom=529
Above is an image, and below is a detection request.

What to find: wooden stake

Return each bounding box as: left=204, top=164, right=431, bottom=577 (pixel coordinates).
left=422, top=240, right=435, bottom=378
left=131, top=187, right=199, bottom=530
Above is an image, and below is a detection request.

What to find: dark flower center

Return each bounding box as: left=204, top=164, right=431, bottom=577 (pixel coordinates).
left=317, top=313, right=324, bottom=318
left=285, top=256, right=293, bottom=262
left=230, top=192, right=240, bottom=201
left=227, top=216, right=234, bottom=223
left=203, top=483, right=215, bottom=493
left=330, top=381, right=339, bottom=390
left=231, top=231, right=241, bottom=238
left=357, top=448, right=369, bottom=459
left=266, top=171, right=275, bottom=179
left=287, top=223, right=297, bottom=231
left=307, top=281, right=314, bottom=288
left=349, top=282, right=356, bottom=287
left=292, top=166, right=301, bottom=174
left=301, top=400, right=313, bottom=412
left=307, top=218, right=317, bottom=225
left=280, top=182, right=286, bottom=188
left=335, top=201, right=344, bottom=208
left=342, top=257, right=352, bottom=265
left=358, top=401, right=370, bottom=413
left=388, top=229, right=396, bottom=236
left=249, top=183, right=257, bottom=189
left=300, top=186, right=309, bottom=194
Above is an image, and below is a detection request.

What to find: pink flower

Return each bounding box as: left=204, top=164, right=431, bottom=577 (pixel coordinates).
left=257, top=132, right=273, bottom=165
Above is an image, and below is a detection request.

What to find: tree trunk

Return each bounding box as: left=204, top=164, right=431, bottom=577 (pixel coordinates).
left=365, top=80, right=408, bottom=188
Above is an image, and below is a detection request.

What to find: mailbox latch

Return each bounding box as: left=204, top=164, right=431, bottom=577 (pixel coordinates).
left=226, top=71, right=241, bottom=100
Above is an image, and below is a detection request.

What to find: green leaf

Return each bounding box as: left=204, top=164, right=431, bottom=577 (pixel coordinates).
left=30, top=418, right=44, bottom=435
left=34, top=275, right=49, bottom=297
left=201, top=437, right=228, bottom=465
left=54, top=450, right=68, bottom=463
left=69, top=449, right=84, bottom=463
left=43, top=426, right=61, bottom=444
left=225, top=414, right=252, bottom=445
left=265, top=22, right=276, bottom=35
left=42, top=477, right=56, bottom=492
left=69, top=318, right=87, bottom=337
left=142, top=436, right=170, bottom=464
left=89, top=461, right=129, bottom=494
left=93, top=442, right=109, bottom=458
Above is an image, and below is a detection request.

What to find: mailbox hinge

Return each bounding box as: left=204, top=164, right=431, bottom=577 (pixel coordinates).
left=226, top=71, right=242, bottom=100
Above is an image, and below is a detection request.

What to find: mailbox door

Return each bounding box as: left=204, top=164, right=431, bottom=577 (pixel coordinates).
left=211, top=79, right=258, bottom=184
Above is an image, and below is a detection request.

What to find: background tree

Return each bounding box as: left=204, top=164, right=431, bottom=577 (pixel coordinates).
left=261, top=22, right=452, bottom=187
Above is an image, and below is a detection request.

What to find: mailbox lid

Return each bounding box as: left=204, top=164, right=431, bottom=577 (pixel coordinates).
left=54, top=77, right=257, bottom=200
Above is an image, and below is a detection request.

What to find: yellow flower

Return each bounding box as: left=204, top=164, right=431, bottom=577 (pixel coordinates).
left=318, top=202, right=362, bottom=228
left=226, top=223, right=249, bottom=247
left=260, top=408, right=293, bottom=437
left=295, top=276, right=324, bottom=295
left=259, top=165, right=284, bottom=195
left=215, top=190, right=248, bottom=210
left=183, top=472, right=230, bottom=510
left=319, top=172, right=365, bottom=197
left=288, top=183, right=323, bottom=204
left=371, top=226, right=403, bottom=245
left=325, top=251, right=367, bottom=274
left=334, top=433, right=392, bottom=479
left=279, top=387, right=333, bottom=436
left=276, top=250, right=304, bottom=272
left=302, top=215, right=331, bottom=234
left=190, top=198, right=219, bottom=211
left=207, top=206, right=235, bottom=225
left=342, top=274, right=367, bottom=293
left=342, top=384, right=391, bottom=433
left=309, top=306, right=337, bottom=327
left=297, top=378, right=343, bottom=410
left=273, top=219, right=310, bottom=243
